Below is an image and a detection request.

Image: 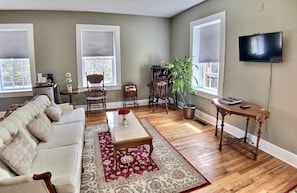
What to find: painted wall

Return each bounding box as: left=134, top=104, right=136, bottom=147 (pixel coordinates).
left=0, top=0, right=296, bottom=156
left=171, top=0, right=297, bottom=154
left=0, top=11, right=170, bottom=109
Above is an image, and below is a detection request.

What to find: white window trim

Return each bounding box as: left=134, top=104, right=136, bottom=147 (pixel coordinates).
left=0, top=23, right=36, bottom=98
left=76, top=24, right=121, bottom=90
left=190, top=11, right=226, bottom=99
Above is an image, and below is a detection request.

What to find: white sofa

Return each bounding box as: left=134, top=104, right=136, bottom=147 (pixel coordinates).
left=0, top=95, right=85, bottom=193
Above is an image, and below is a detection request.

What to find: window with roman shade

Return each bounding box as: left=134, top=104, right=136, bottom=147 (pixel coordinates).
left=190, top=11, right=226, bottom=98
left=0, top=24, right=36, bottom=98
left=76, top=24, right=121, bottom=89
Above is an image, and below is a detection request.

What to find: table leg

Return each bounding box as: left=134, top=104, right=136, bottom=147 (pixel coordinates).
left=69, top=95, right=72, bottom=103
left=219, top=114, right=225, bottom=151
left=113, top=146, right=118, bottom=171
left=244, top=117, right=250, bottom=142
left=254, top=121, right=263, bottom=160
left=215, top=109, right=219, bottom=136
left=106, top=119, right=110, bottom=132
left=148, top=140, right=153, bottom=159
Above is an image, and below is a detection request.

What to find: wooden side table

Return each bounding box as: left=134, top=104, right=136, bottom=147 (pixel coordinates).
left=60, top=89, right=80, bottom=103
left=212, top=98, right=270, bottom=160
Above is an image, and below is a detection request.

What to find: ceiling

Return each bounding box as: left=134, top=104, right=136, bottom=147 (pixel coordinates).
left=0, top=0, right=206, bottom=18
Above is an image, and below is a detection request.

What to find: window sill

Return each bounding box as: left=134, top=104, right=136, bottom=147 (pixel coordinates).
left=105, top=85, right=122, bottom=91
left=0, top=91, right=33, bottom=98
left=194, top=88, right=221, bottom=100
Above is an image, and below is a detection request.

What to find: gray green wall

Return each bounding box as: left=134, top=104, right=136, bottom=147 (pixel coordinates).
left=0, top=10, right=170, bottom=109
left=0, top=0, right=296, bottom=155
left=171, top=0, right=297, bottom=154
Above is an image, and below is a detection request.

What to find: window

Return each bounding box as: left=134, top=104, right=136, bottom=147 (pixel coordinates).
left=190, top=11, right=226, bottom=98
left=0, top=24, right=36, bottom=98
left=76, top=24, right=121, bottom=90
left=251, top=36, right=264, bottom=56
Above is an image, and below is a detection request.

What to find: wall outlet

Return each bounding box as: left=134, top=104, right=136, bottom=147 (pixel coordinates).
left=246, top=137, right=254, bottom=145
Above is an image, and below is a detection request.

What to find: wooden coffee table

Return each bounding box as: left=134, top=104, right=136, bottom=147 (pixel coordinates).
left=106, top=111, right=153, bottom=169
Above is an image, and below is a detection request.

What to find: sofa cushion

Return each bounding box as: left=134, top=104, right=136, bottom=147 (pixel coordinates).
left=51, top=108, right=85, bottom=126
left=27, top=113, right=53, bottom=142
left=37, top=122, right=84, bottom=150
left=3, top=114, right=39, bottom=148
left=0, top=160, right=16, bottom=180
left=32, top=144, right=82, bottom=193
left=45, top=102, right=63, bottom=122
left=0, top=131, right=37, bottom=175
left=58, top=103, right=74, bottom=111
left=0, top=126, right=11, bottom=143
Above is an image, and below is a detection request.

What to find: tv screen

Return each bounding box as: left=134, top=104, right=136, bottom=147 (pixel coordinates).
left=239, top=32, right=283, bottom=63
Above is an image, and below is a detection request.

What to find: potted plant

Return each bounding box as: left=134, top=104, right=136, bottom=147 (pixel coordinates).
left=168, top=56, right=198, bottom=119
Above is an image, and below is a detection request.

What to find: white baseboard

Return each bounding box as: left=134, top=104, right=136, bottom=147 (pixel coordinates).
left=195, top=109, right=297, bottom=169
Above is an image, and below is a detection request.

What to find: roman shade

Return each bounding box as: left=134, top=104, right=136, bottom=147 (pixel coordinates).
left=197, top=22, right=220, bottom=63
left=82, top=31, right=114, bottom=57
left=0, top=31, right=29, bottom=58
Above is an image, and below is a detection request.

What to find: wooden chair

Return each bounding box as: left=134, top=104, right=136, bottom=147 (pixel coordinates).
left=85, top=74, right=107, bottom=116
left=152, top=79, right=170, bottom=114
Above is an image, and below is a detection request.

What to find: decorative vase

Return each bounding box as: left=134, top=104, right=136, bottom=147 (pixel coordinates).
left=122, top=115, right=128, bottom=127
left=67, top=84, right=72, bottom=92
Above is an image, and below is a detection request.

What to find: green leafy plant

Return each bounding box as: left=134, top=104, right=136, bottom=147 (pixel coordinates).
left=168, top=56, right=198, bottom=106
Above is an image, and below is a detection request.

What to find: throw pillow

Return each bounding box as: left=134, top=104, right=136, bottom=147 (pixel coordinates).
left=0, top=131, right=37, bottom=175
left=27, top=113, right=53, bottom=142
left=45, top=102, right=63, bottom=122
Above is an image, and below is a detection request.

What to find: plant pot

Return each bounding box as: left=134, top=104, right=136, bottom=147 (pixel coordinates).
left=183, top=104, right=196, bottom=119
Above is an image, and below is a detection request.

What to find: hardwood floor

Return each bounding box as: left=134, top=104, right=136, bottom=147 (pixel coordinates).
left=85, top=106, right=297, bottom=193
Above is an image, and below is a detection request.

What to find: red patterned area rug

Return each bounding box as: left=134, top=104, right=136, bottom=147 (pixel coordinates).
left=98, top=132, right=159, bottom=182
left=81, top=118, right=210, bottom=193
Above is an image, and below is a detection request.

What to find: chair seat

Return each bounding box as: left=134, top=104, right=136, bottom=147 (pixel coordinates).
left=86, top=96, right=107, bottom=100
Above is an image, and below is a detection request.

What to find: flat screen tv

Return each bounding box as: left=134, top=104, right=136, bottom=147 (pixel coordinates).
left=239, top=32, right=283, bottom=63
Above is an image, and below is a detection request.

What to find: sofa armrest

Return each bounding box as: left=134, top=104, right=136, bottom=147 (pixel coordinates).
left=33, top=172, right=57, bottom=193
left=58, top=103, right=76, bottom=111
left=0, top=174, right=33, bottom=185
left=0, top=104, right=24, bottom=121
left=0, top=172, right=57, bottom=193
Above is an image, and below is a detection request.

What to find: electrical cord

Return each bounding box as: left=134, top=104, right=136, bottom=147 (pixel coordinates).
left=267, top=63, right=273, bottom=110
left=264, top=63, right=273, bottom=139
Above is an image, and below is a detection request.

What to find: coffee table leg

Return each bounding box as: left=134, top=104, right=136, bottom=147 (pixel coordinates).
left=113, top=147, right=118, bottom=171
left=148, top=141, right=153, bottom=159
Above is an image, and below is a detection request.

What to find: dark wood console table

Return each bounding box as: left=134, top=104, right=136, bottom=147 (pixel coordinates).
left=212, top=98, right=270, bottom=160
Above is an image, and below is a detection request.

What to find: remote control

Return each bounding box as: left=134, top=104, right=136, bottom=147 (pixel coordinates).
left=240, top=104, right=250, bottom=109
